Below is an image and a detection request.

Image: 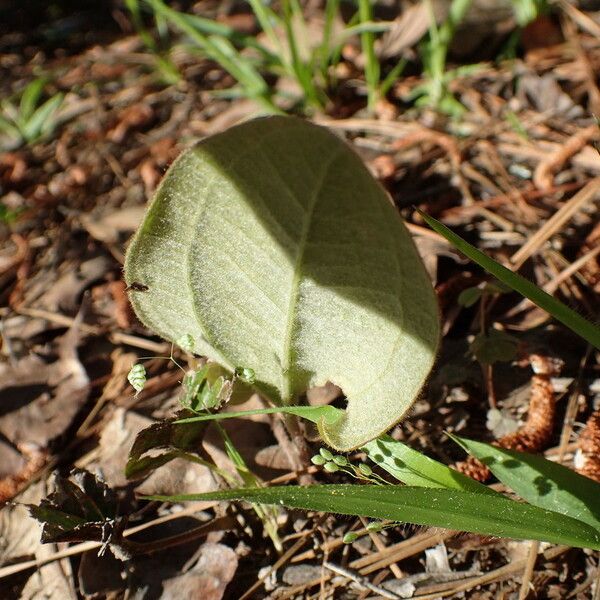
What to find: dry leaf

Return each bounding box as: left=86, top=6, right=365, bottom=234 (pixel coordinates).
left=0, top=326, right=89, bottom=448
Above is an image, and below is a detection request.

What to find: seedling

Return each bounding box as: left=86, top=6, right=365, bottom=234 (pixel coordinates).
left=125, top=116, right=440, bottom=450
left=136, top=0, right=401, bottom=114
left=0, top=78, right=64, bottom=150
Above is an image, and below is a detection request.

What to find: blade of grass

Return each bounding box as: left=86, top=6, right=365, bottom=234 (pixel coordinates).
left=363, top=435, right=495, bottom=494
left=22, top=93, right=63, bottom=142
left=183, top=12, right=279, bottom=63
left=146, top=484, right=600, bottom=550
left=317, top=0, right=341, bottom=81
left=418, top=210, right=600, bottom=349
left=174, top=405, right=341, bottom=426
left=379, top=57, right=407, bottom=97
left=281, top=0, right=322, bottom=108
left=148, top=0, right=278, bottom=113
left=18, top=78, right=46, bottom=124
left=451, top=435, right=600, bottom=531
left=247, top=0, right=283, bottom=56
left=357, top=0, right=379, bottom=113
left=126, top=0, right=180, bottom=84
left=216, top=423, right=282, bottom=551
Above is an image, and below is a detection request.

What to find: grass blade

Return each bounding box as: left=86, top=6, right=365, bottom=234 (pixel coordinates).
left=146, top=484, right=600, bottom=550
left=451, top=435, right=600, bottom=531
left=363, top=435, right=495, bottom=494
left=357, top=0, right=379, bottom=112
left=22, top=93, right=63, bottom=142
left=148, top=0, right=277, bottom=112
left=18, top=77, right=46, bottom=124
left=174, top=404, right=341, bottom=426
left=418, top=210, right=600, bottom=349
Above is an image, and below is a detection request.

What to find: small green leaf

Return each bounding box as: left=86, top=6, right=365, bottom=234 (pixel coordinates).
left=145, top=484, right=600, bottom=550
left=21, top=93, right=63, bottom=142
left=451, top=435, right=600, bottom=532
left=234, top=366, right=256, bottom=384
left=18, top=78, right=46, bottom=123
left=457, top=286, right=482, bottom=307
left=126, top=116, right=440, bottom=450
left=470, top=329, right=518, bottom=364
left=177, top=333, right=195, bottom=353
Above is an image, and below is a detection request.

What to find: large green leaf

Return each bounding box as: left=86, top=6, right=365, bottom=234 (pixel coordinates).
left=452, top=435, right=600, bottom=531
left=146, top=484, right=600, bottom=550
left=125, top=116, right=439, bottom=450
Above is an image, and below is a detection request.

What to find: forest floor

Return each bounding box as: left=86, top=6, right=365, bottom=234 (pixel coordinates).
left=1, top=1, right=600, bottom=599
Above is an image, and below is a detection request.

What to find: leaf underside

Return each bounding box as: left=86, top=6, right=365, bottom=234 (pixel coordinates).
left=125, top=116, right=440, bottom=449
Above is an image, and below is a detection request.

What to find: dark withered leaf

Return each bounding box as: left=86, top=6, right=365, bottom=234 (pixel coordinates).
left=126, top=410, right=209, bottom=480
left=27, top=469, right=126, bottom=544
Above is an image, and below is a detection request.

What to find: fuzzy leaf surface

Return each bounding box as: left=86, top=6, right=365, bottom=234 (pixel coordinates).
left=125, top=116, right=439, bottom=450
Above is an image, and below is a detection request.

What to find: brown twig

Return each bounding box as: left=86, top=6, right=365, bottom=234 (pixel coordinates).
left=533, top=125, right=600, bottom=190
left=510, top=177, right=600, bottom=269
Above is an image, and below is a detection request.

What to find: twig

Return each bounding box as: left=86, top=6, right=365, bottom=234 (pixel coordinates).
left=239, top=521, right=320, bottom=600
left=15, top=306, right=168, bottom=353
left=518, top=540, right=540, bottom=600
left=510, top=177, right=600, bottom=269
left=0, top=501, right=220, bottom=580
left=323, top=561, right=401, bottom=599
left=533, top=125, right=600, bottom=190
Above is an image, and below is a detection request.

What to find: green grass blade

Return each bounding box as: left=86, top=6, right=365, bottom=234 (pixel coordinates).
left=379, top=57, right=407, bottom=98
left=357, top=0, right=379, bottom=112
left=363, top=435, right=495, bottom=494
left=281, top=0, right=322, bottom=108
left=21, top=93, right=63, bottom=142
left=216, top=423, right=282, bottom=551
left=451, top=435, right=600, bottom=531
left=0, top=114, right=22, bottom=140
left=146, top=484, right=600, bottom=550
left=247, top=0, right=283, bottom=56
left=148, top=0, right=277, bottom=112
left=317, top=0, right=341, bottom=79
left=18, top=77, right=46, bottom=124
left=418, top=210, right=600, bottom=349
left=183, top=12, right=279, bottom=64
left=174, top=405, right=342, bottom=426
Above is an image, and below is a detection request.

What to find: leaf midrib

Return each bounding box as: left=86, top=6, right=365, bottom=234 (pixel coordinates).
left=280, top=147, right=344, bottom=401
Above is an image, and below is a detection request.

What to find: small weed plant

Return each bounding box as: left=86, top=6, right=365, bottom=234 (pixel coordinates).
left=120, top=116, right=600, bottom=551
left=131, top=0, right=550, bottom=116
left=0, top=78, right=64, bottom=150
